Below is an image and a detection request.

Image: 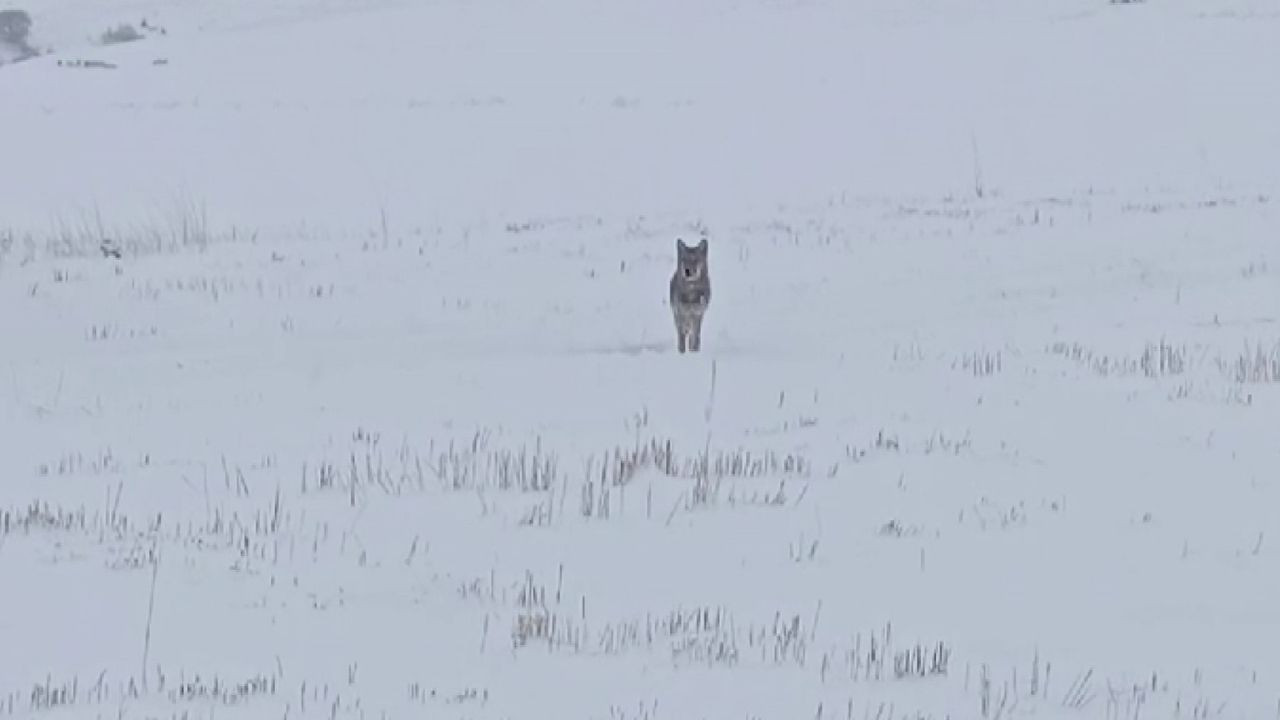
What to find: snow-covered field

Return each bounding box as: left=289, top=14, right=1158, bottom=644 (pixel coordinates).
left=2, top=0, right=1280, bottom=718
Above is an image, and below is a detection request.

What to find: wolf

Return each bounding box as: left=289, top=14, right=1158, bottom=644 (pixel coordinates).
left=669, top=237, right=711, bottom=353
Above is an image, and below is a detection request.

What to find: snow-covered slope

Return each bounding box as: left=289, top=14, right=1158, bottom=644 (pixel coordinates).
left=1, top=1, right=1278, bottom=718
left=4, top=0, right=1279, bottom=233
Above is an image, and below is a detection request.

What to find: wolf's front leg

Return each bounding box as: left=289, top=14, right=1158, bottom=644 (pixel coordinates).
left=675, top=321, right=687, bottom=353
left=689, top=315, right=703, bottom=352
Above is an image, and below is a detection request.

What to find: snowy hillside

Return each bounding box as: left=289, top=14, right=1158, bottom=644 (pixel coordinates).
left=1, top=0, right=1279, bottom=718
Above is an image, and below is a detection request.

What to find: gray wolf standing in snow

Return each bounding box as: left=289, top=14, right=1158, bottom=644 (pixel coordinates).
left=669, top=237, right=711, bottom=353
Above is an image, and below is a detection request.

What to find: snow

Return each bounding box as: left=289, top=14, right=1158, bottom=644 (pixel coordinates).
left=1, top=0, right=1279, bottom=718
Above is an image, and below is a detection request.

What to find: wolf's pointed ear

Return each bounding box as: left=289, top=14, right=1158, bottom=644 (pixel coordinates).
left=698, top=237, right=708, bottom=251
left=676, top=237, right=687, bottom=251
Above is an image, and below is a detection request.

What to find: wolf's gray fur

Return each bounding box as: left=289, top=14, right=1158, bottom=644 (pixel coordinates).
left=0, top=9, right=38, bottom=64
left=669, top=237, right=711, bottom=353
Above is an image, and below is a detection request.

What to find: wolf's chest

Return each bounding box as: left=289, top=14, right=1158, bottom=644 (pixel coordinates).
left=670, top=278, right=711, bottom=309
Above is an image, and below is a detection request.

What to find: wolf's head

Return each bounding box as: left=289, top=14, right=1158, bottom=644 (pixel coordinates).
left=675, top=237, right=709, bottom=281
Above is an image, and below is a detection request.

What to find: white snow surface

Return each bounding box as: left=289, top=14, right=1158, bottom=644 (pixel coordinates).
left=2, top=0, right=1280, bottom=718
